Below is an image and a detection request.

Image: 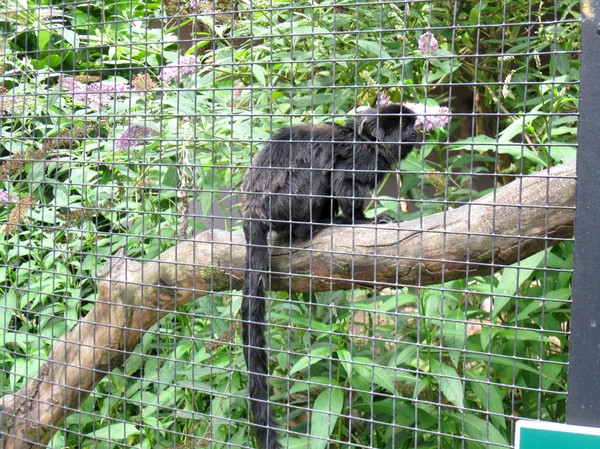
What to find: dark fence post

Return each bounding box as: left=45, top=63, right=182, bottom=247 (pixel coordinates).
left=567, top=1, right=600, bottom=427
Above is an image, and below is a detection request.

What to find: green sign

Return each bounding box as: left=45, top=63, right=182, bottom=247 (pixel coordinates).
left=516, top=420, right=600, bottom=449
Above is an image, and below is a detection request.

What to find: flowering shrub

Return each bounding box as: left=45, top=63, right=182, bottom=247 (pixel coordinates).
left=59, top=76, right=131, bottom=110
left=115, top=125, right=159, bottom=151
left=160, top=55, right=202, bottom=83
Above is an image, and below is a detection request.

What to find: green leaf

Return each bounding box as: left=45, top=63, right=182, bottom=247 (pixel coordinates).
left=498, top=110, right=541, bottom=143
left=467, top=353, right=540, bottom=375
left=551, top=145, right=577, bottom=163
left=541, top=360, right=565, bottom=390
left=450, top=135, right=498, bottom=152
left=309, top=388, right=344, bottom=449
left=88, top=423, right=140, bottom=441
left=430, top=361, right=464, bottom=407
left=468, top=5, right=480, bottom=25
left=289, top=26, right=332, bottom=35
left=351, top=293, right=417, bottom=312
left=394, top=345, right=418, bottom=367
left=462, top=413, right=509, bottom=448
left=199, top=191, right=213, bottom=216
left=442, top=310, right=467, bottom=353
left=496, top=145, right=547, bottom=167
left=468, top=371, right=507, bottom=430
left=290, top=346, right=333, bottom=375
left=60, top=29, right=80, bottom=49
left=492, top=251, right=547, bottom=318
left=498, top=329, right=548, bottom=343
left=338, top=350, right=410, bottom=392
left=252, top=64, right=266, bottom=86
left=552, top=49, right=571, bottom=75
left=37, top=30, right=51, bottom=51
left=515, top=294, right=567, bottom=321
left=357, top=39, right=392, bottom=59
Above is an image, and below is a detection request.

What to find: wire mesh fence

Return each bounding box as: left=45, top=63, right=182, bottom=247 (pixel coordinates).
left=0, top=1, right=580, bottom=449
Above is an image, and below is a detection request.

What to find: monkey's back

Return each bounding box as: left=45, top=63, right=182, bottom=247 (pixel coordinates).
left=242, top=123, right=344, bottom=230
left=242, top=120, right=401, bottom=235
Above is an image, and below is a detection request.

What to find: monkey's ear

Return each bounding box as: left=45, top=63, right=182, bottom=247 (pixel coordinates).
left=356, top=108, right=379, bottom=140
left=357, top=116, right=368, bottom=137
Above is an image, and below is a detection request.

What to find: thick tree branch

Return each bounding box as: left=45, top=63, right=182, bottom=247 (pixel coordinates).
left=0, top=161, right=576, bottom=448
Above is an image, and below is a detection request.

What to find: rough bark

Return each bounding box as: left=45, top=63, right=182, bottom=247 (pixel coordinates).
left=0, top=161, right=576, bottom=448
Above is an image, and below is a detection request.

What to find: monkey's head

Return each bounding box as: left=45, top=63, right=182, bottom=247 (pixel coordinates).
left=356, top=102, right=418, bottom=160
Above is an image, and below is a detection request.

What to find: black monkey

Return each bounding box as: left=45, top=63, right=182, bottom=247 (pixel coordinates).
left=241, top=103, right=417, bottom=449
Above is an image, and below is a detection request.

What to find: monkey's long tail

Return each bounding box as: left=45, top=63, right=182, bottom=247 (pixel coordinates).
left=242, top=220, right=281, bottom=449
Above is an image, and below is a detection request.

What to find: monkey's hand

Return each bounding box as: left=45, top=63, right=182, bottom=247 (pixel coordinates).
left=372, top=214, right=394, bottom=224
left=329, top=214, right=395, bottom=226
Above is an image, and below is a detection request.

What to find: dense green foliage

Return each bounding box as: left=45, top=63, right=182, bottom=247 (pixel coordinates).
left=0, top=0, right=579, bottom=448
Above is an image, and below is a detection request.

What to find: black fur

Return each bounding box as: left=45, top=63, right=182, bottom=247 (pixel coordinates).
left=241, top=103, right=417, bottom=449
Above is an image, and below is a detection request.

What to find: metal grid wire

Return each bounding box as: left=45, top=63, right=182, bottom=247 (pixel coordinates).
left=0, top=1, right=580, bottom=448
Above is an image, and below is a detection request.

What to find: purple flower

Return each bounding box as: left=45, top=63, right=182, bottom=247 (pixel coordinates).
left=189, top=0, right=214, bottom=13
left=376, top=93, right=391, bottom=106
left=0, top=94, right=28, bottom=115
left=0, top=190, right=15, bottom=206
left=59, top=76, right=130, bottom=110
left=115, top=125, right=158, bottom=152
left=86, top=80, right=130, bottom=109
left=404, top=103, right=451, bottom=132
left=418, top=32, right=439, bottom=55
left=160, top=55, right=201, bottom=83
left=59, top=76, right=91, bottom=105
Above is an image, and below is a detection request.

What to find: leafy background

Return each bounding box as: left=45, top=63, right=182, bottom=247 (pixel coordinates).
left=0, top=0, right=579, bottom=448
